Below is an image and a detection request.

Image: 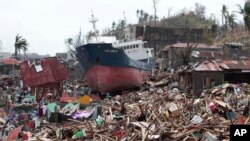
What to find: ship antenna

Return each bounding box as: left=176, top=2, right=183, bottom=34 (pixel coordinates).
left=89, top=10, right=98, bottom=37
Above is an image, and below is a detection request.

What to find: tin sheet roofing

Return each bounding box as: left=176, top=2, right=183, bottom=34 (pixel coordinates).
left=0, top=58, right=20, bottom=65
left=194, top=61, right=222, bottom=71
left=220, top=60, right=250, bottom=70
left=194, top=60, right=250, bottom=71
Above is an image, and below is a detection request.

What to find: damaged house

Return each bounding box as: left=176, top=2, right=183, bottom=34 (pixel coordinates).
left=162, top=43, right=223, bottom=69
left=19, top=57, right=69, bottom=95
left=181, top=59, right=250, bottom=95
left=0, top=58, right=20, bottom=75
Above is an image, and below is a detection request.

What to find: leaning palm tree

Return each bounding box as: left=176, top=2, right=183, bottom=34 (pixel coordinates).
left=237, top=1, right=250, bottom=33
left=65, top=38, right=77, bottom=60
left=66, top=38, right=75, bottom=48
left=14, top=34, right=28, bottom=60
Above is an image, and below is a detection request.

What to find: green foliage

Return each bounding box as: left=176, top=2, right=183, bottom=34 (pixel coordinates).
left=14, top=34, right=29, bottom=59
left=237, top=1, right=250, bottom=33
left=244, top=2, right=250, bottom=15
left=85, top=31, right=99, bottom=41
left=161, top=10, right=215, bottom=28
left=228, top=13, right=236, bottom=30
left=103, top=20, right=127, bottom=40
left=104, top=3, right=217, bottom=42
left=136, top=9, right=155, bottom=25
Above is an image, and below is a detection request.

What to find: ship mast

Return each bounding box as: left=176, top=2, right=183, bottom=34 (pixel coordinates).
left=89, top=10, right=98, bottom=41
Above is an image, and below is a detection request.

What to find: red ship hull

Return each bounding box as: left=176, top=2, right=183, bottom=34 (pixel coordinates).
left=84, top=65, right=150, bottom=93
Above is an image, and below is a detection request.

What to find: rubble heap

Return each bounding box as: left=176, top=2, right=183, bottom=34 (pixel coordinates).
left=1, top=74, right=250, bottom=141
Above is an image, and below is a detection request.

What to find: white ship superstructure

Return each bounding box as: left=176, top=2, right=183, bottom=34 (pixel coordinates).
left=113, top=40, right=154, bottom=61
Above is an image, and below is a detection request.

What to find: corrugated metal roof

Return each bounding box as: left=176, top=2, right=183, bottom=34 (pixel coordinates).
left=220, top=60, right=250, bottom=70
left=194, top=60, right=250, bottom=71
left=0, top=58, right=20, bottom=65
left=194, top=61, right=222, bottom=71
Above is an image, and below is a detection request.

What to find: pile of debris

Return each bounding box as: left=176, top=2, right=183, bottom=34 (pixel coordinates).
left=1, top=70, right=250, bottom=140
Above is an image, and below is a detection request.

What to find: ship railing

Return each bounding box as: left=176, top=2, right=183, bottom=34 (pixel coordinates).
left=116, top=38, right=146, bottom=43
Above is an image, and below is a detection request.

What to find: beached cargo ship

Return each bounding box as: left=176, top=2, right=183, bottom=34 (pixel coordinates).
left=76, top=41, right=154, bottom=93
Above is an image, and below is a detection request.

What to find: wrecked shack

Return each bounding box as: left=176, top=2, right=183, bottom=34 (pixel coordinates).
left=19, top=57, right=69, bottom=95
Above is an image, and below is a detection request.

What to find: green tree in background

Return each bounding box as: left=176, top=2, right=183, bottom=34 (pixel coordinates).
left=237, top=1, right=250, bottom=33
left=14, top=34, right=28, bottom=60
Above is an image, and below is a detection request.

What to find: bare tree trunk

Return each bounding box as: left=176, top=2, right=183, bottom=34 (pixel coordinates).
left=14, top=47, right=17, bottom=59
left=24, top=50, right=26, bottom=60
left=152, top=0, right=159, bottom=57
left=153, top=0, right=158, bottom=27
left=222, top=12, right=224, bottom=26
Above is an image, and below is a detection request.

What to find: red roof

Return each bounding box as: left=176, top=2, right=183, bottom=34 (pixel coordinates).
left=220, top=60, right=250, bottom=70
left=194, top=60, right=250, bottom=71
left=194, top=61, right=222, bottom=71
left=20, top=57, right=69, bottom=87
left=0, top=58, right=20, bottom=65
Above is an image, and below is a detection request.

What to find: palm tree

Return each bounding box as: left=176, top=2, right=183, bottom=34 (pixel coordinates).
left=23, top=45, right=28, bottom=60
left=136, top=10, right=140, bottom=23
left=228, top=13, right=236, bottom=31
left=221, top=5, right=228, bottom=28
left=237, top=1, right=250, bottom=33
left=139, top=10, right=144, bottom=24
left=143, top=13, right=149, bottom=24
left=153, top=0, right=159, bottom=27
left=65, top=38, right=76, bottom=60
left=122, top=20, right=126, bottom=31
left=112, top=21, right=116, bottom=33
left=86, top=31, right=97, bottom=41
left=149, top=15, right=154, bottom=25
left=140, top=10, right=144, bottom=18
left=65, top=38, right=75, bottom=48
left=14, top=34, right=28, bottom=60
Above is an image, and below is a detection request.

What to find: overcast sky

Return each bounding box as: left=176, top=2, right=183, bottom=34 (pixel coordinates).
left=0, top=0, right=245, bottom=56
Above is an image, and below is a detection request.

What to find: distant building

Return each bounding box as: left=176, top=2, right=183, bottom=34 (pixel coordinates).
left=56, top=53, right=67, bottom=61
left=25, top=53, right=50, bottom=60
left=178, top=59, right=250, bottom=95
left=222, top=42, right=243, bottom=59
left=0, top=58, right=20, bottom=74
left=129, top=25, right=211, bottom=56
left=0, top=52, right=11, bottom=59
left=162, top=42, right=223, bottom=69
left=11, top=53, right=50, bottom=60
